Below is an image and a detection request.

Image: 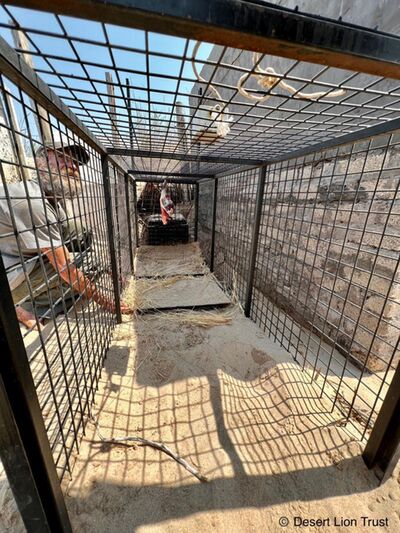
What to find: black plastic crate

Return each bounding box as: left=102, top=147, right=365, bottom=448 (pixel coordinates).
left=147, top=214, right=189, bottom=245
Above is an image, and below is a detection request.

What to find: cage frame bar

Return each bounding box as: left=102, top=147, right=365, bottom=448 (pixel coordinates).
left=108, top=148, right=263, bottom=166
left=124, top=173, right=135, bottom=273
left=210, top=177, right=218, bottom=272
left=244, top=165, right=267, bottom=317
left=363, top=358, right=400, bottom=478
left=7, top=0, right=400, bottom=80
left=101, top=154, right=122, bottom=323
left=132, top=180, right=139, bottom=248
left=194, top=181, right=199, bottom=242
left=133, top=177, right=200, bottom=185
left=128, top=170, right=213, bottom=179
left=0, top=373, right=52, bottom=533
left=0, top=255, right=72, bottom=533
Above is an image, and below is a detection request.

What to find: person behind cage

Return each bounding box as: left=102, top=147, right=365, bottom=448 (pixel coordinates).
left=0, top=138, right=132, bottom=330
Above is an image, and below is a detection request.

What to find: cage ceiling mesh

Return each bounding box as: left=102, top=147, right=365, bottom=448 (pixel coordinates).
left=2, top=4, right=400, bottom=175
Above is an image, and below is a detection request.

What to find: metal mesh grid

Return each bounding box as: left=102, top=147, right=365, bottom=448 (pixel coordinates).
left=250, top=132, right=400, bottom=440
left=197, top=179, right=214, bottom=266
left=1, top=5, right=400, bottom=175
left=214, top=168, right=258, bottom=305
left=0, top=71, right=131, bottom=479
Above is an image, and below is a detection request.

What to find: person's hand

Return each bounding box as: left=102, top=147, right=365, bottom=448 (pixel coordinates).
left=93, top=291, right=132, bottom=315
left=94, top=293, right=115, bottom=313
left=101, top=299, right=133, bottom=315
left=15, top=306, right=43, bottom=332
left=120, top=301, right=133, bottom=315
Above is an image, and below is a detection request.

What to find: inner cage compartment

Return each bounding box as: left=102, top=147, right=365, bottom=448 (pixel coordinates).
left=0, top=1, right=400, bottom=532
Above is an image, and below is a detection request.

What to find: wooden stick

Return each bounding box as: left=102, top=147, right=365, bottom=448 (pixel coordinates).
left=90, top=415, right=208, bottom=482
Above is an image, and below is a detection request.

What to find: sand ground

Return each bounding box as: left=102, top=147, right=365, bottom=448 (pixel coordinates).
left=64, top=308, right=400, bottom=533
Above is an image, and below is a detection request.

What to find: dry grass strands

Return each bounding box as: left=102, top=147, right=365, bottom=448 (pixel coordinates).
left=123, top=273, right=223, bottom=311
left=137, top=257, right=209, bottom=278
left=123, top=274, right=199, bottom=310
left=144, top=261, right=208, bottom=277
left=134, top=243, right=209, bottom=277
left=155, top=305, right=237, bottom=328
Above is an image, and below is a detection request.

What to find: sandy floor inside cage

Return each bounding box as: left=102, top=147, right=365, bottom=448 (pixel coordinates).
left=62, top=304, right=400, bottom=533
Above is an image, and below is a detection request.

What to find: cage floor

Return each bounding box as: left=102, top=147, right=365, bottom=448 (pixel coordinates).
left=134, top=274, right=231, bottom=311
left=134, top=242, right=209, bottom=278
left=64, top=310, right=400, bottom=532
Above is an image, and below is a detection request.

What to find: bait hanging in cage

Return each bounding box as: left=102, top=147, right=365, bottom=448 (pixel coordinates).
left=191, top=41, right=233, bottom=144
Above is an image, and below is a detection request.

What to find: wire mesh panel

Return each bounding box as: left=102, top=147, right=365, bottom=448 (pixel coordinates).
left=213, top=168, right=258, bottom=305
left=1, top=5, right=400, bottom=178
left=251, top=132, right=400, bottom=440
left=197, top=179, right=214, bottom=266
left=0, top=73, right=129, bottom=480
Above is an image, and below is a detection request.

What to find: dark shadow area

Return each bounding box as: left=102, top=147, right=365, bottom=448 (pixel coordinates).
left=103, top=345, right=130, bottom=393
left=66, top=456, right=380, bottom=532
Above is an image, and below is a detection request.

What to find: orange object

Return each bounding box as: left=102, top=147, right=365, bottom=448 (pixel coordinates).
left=160, top=182, right=175, bottom=225
left=161, top=206, right=170, bottom=225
